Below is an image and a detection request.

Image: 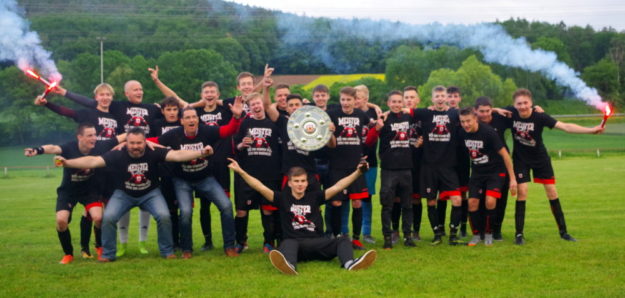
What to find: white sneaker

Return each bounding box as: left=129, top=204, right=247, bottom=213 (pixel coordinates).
left=347, top=250, right=377, bottom=271
left=468, top=235, right=482, bottom=246
left=269, top=250, right=298, bottom=275
left=484, top=233, right=494, bottom=246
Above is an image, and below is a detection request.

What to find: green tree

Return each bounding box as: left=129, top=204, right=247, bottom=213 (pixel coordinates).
left=582, top=58, right=621, bottom=107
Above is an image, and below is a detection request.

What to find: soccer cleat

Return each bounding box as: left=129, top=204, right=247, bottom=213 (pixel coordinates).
left=493, top=231, right=503, bottom=241
left=182, top=251, right=192, bottom=259
left=95, top=246, right=103, bottom=258
left=403, top=237, right=416, bottom=247
left=560, top=233, right=577, bottom=242
left=347, top=250, right=377, bottom=271
left=515, top=234, right=525, bottom=245
left=391, top=231, right=400, bottom=244
left=81, top=249, right=93, bottom=259
left=269, top=250, right=298, bottom=275
left=234, top=243, right=245, bottom=254
left=430, top=234, right=443, bottom=246
left=59, top=255, right=74, bottom=264
left=448, top=235, right=466, bottom=246
left=97, top=256, right=113, bottom=263
left=224, top=247, right=239, bottom=257
left=263, top=243, right=275, bottom=254
left=201, top=242, right=214, bottom=251
left=116, top=243, right=127, bottom=257
left=484, top=233, right=494, bottom=246
left=411, top=232, right=421, bottom=242
left=383, top=237, right=393, bottom=250
left=138, top=241, right=149, bottom=254
left=467, top=235, right=482, bottom=246
left=460, top=223, right=467, bottom=238
left=363, top=235, right=376, bottom=244
left=352, top=239, right=365, bottom=250
left=165, top=254, right=177, bottom=259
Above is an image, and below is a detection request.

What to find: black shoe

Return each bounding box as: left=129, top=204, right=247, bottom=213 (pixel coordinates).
left=449, top=235, right=466, bottom=246
left=460, top=224, right=467, bottom=238
left=515, top=234, right=525, bottom=245
left=560, top=233, right=577, bottom=242
left=493, top=231, right=503, bottom=241
left=431, top=234, right=443, bottom=246
left=201, top=242, right=214, bottom=251
left=383, top=237, right=393, bottom=250
left=438, top=225, right=447, bottom=236
left=404, top=237, right=416, bottom=247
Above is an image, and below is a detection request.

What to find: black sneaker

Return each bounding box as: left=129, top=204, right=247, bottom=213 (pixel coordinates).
left=347, top=250, right=377, bottom=271
left=383, top=237, right=393, bottom=250
left=201, top=242, right=214, bottom=251
left=493, top=231, right=503, bottom=241
left=404, top=237, right=416, bottom=247
left=449, top=235, right=466, bottom=246
left=560, top=233, right=577, bottom=242
left=515, top=234, right=525, bottom=245
left=438, top=225, right=447, bottom=236
left=269, top=250, right=298, bottom=275
left=431, top=234, right=443, bottom=246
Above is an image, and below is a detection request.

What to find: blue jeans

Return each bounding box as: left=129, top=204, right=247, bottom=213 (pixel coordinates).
left=101, top=188, right=173, bottom=259
left=173, top=176, right=235, bottom=251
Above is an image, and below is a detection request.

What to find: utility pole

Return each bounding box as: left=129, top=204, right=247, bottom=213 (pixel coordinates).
left=97, top=37, right=106, bottom=83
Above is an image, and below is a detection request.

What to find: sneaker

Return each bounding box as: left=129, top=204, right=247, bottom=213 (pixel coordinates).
left=97, top=256, right=113, bottom=263
left=95, top=246, right=103, bottom=258
left=460, top=224, right=467, bottom=238
left=438, top=225, right=447, bottom=236
left=404, top=237, right=416, bottom=247
left=182, top=251, right=192, bottom=259
left=493, top=231, right=503, bottom=241
left=347, top=250, right=377, bottom=271
left=269, top=250, right=298, bottom=275
left=431, top=234, right=443, bottom=246
left=391, top=231, right=399, bottom=244
left=363, top=235, right=376, bottom=244
left=484, top=233, right=494, bottom=246
left=116, top=243, right=127, bottom=257
left=59, top=255, right=73, bottom=264
left=383, top=237, right=393, bottom=250
left=411, top=232, right=421, bottom=242
left=201, top=242, right=214, bottom=251
left=234, top=243, right=245, bottom=254
left=263, top=243, right=274, bottom=254
left=467, top=235, right=481, bottom=246
left=165, top=254, right=177, bottom=259
left=560, top=233, right=577, bottom=242
left=515, top=234, right=525, bottom=245
left=225, top=247, right=239, bottom=257
left=352, top=239, right=365, bottom=250
left=448, top=235, right=466, bottom=246
left=81, top=249, right=93, bottom=259
left=138, top=241, right=149, bottom=254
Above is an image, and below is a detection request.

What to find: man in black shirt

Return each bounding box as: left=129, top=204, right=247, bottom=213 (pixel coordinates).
left=458, top=108, right=517, bottom=246
left=508, top=89, right=603, bottom=244
left=24, top=123, right=123, bottom=264
left=227, top=158, right=376, bottom=275
left=403, top=86, right=424, bottom=241
left=56, top=128, right=214, bottom=262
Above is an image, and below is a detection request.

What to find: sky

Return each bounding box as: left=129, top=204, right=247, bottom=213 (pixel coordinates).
left=227, top=0, right=625, bottom=31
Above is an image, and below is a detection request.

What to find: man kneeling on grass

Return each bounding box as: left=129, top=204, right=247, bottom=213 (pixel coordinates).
left=227, top=158, right=377, bottom=275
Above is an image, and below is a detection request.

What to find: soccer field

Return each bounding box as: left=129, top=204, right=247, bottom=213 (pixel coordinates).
left=0, top=156, right=624, bottom=297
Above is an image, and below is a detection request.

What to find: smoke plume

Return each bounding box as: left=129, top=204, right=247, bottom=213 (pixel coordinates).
left=0, top=0, right=62, bottom=81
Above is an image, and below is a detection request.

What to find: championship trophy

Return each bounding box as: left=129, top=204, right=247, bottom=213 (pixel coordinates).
left=287, top=106, right=332, bottom=151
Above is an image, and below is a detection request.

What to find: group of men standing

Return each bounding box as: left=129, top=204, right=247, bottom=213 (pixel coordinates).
left=25, top=65, right=602, bottom=275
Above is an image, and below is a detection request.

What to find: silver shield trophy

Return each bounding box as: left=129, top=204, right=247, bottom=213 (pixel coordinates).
left=287, top=105, right=332, bottom=151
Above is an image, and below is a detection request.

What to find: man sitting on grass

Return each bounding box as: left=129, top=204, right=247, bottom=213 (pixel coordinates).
left=227, top=158, right=377, bottom=275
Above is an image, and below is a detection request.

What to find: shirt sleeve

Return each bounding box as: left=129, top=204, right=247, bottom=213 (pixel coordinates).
left=273, top=191, right=282, bottom=205
left=489, top=128, right=505, bottom=152
left=541, top=113, right=558, bottom=129
left=153, top=147, right=170, bottom=162
left=101, top=150, right=121, bottom=168
left=65, top=91, right=97, bottom=108
left=45, top=102, right=78, bottom=121
left=59, top=142, right=74, bottom=158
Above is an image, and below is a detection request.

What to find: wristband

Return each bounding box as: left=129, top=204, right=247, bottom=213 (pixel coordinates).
left=35, top=147, right=44, bottom=155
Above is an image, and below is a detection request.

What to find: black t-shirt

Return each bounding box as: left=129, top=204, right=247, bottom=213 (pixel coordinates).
left=379, top=112, right=412, bottom=170
left=362, top=108, right=378, bottom=168
left=150, top=119, right=181, bottom=137
left=235, top=117, right=281, bottom=177
left=459, top=123, right=506, bottom=174
left=197, top=105, right=234, bottom=163
left=108, top=101, right=161, bottom=137
left=102, top=147, right=169, bottom=197
left=157, top=126, right=221, bottom=181
left=58, top=139, right=119, bottom=195
left=508, top=108, right=557, bottom=164
left=274, top=190, right=326, bottom=239
left=76, top=109, right=121, bottom=141
left=409, top=113, right=423, bottom=169
left=484, top=113, right=512, bottom=150
left=412, top=108, right=459, bottom=167
left=223, top=97, right=250, bottom=115
left=276, top=114, right=317, bottom=173
left=328, top=109, right=370, bottom=170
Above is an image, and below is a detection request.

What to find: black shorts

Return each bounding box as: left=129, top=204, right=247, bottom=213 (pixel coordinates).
left=160, top=175, right=178, bottom=210
left=411, top=165, right=421, bottom=199
left=328, top=168, right=368, bottom=201
left=468, top=172, right=506, bottom=200
left=380, top=169, right=413, bottom=206
left=234, top=175, right=280, bottom=211
left=56, top=191, right=101, bottom=213
left=456, top=159, right=470, bottom=192
left=420, top=164, right=460, bottom=200
left=513, top=157, right=555, bottom=184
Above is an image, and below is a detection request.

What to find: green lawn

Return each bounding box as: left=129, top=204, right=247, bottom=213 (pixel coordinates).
left=1, top=156, right=624, bottom=296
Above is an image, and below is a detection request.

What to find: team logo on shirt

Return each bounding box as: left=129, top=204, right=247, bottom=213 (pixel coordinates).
left=161, top=125, right=179, bottom=134
left=246, top=127, right=272, bottom=156
left=409, top=121, right=421, bottom=146
left=290, top=204, right=315, bottom=232
left=201, top=113, right=222, bottom=126
left=70, top=168, right=94, bottom=182
left=97, top=117, right=118, bottom=140
left=125, top=162, right=151, bottom=191
left=512, top=121, right=536, bottom=147
left=337, top=117, right=361, bottom=145
left=429, top=115, right=450, bottom=142
left=464, top=139, right=489, bottom=164
left=390, top=121, right=410, bottom=148
left=180, top=143, right=208, bottom=172
left=125, top=107, right=150, bottom=134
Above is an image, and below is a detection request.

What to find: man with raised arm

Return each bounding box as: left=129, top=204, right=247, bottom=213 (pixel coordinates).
left=227, top=158, right=377, bottom=275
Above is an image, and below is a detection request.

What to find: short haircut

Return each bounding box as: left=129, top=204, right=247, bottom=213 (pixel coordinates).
left=403, top=86, right=418, bottom=93
left=286, top=94, right=303, bottom=103
left=474, top=96, right=493, bottom=108
left=432, top=85, right=446, bottom=94
left=127, top=127, right=146, bottom=137
left=201, top=81, right=219, bottom=92
left=245, top=92, right=262, bottom=103
left=287, top=166, right=308, bottom=179
left=387, top=90, right=403, bottom=100
left=181, top=106, right=197, bottom=115
left=447, top=86, right=461, bottom=94
left=459, top=107, right=476, bottom=117
left=513, top=88, right=533, bottom=100
left=275, top=83, right=290, bottom=90
left=340, top=86, right=357, bottom=98
left=160, top=96, right=180, bottom=108
left=93, top=83, right=114, bottom=96
left=124, top=80, right=141, bottom=92
left=236, top=72, right=254, bottom=85
left=312, top=84, right=329, bottom=95
left=354, top=85, right=369, bottom=98
left=76, top=123, right=95, bottom=135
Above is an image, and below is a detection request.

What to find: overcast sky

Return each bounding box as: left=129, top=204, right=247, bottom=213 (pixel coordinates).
left=227, top=0, right=625, bottom=31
